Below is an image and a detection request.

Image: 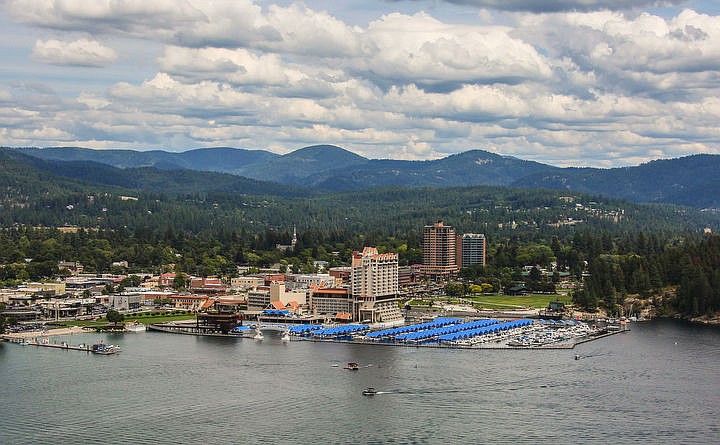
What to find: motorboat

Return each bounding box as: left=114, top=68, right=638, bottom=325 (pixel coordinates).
left=124, top=322, right=146, bottom=332
left=362, top=387, right=377, bottom=396
left=344, top=362, right=360, bottom=370
left=230, top=325, right=257, bottom=338
left=281, top=332, right=290, bottom=342
left=253, top=330, right=264, bottom=340
left=91, top=343, right=119, bottom=355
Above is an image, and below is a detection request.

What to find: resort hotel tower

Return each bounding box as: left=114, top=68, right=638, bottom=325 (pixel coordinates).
left=422, top=220, right=459, bottom=279
left=350, top=247, right=402, bottom=323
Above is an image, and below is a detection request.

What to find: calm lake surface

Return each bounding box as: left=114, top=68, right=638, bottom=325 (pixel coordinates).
left=1, top=320, right=719, bottom=444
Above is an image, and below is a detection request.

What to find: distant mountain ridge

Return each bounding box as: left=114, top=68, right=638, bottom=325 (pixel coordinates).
left=0, top=150, right=313, bottom=198
left=4, top=145, right=720, bottom=208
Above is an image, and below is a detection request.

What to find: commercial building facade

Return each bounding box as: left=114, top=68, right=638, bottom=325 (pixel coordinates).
left=457, top=233, right=486, bottom=267
left=422, top=220, right=459, bottom=279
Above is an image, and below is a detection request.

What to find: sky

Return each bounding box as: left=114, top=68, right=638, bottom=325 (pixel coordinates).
left=1, top=0, right=720, bottom=167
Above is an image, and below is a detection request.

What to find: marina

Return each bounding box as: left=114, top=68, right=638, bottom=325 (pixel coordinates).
left=3, top=315, right=627, bottom=352
left=143, top=317, right=624, bottom=349
left=286, top=317, right=624, bottom=349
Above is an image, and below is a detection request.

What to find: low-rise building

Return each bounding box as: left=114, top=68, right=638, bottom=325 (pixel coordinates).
left=246, top=281, right=307, bottom=311
left=58, top=261, right=84, bottom=275
left=328, top=267, right=351, bottom=285
left=309, top=286, right=352, bottom=317
left=190, top=277, right=228, bottom=295
left=167, top=294, right=209, bottom=312
left=102, top=293, right=145, bottom=311
left=230, top=276, right=264, bottom=290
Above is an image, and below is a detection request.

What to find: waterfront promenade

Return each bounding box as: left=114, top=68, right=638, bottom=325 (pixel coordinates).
left=1, top=325, right=85, bottom=340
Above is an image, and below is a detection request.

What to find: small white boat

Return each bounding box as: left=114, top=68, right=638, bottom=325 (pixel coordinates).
left=253, top=330, right=264, bottom=340
left=281, top=332, right=290, bottom=342
left=124, top=322, right=146, bottom=332
left=362, top=387, right=377, bottom=396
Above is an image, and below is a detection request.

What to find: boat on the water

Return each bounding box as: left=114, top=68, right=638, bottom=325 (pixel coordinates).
left=92, top=343, right=119, bottom=355
left=230, top=325, right=257, bottom=338
left=344, top=362, right=360, bottom=370
left=362, top=387, right=377, bottom=396
left=253, top=330, right=264, bottom=340
left=124, top=322, right=146, bottom=332
left=281, top=332, right=290, bottom=342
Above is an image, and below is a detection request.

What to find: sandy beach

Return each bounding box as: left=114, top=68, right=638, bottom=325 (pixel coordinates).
left=1, top=326, right=85, bottom=339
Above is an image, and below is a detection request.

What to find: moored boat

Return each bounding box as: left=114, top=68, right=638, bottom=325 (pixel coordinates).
left=230, top=325, right=257, bottom=338
left=92, top=343, right=119, bottom=355
left=124, top=322, right=146, bottom=332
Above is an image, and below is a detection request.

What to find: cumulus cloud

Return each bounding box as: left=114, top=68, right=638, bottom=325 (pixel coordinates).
left=31, top=38, right=118, bottom=67
left=389, top=0, right=687, bottom=13
left=351, top=12, right=552, bottom=89
left=158, top=46, right=303, bottom=87
left=515, top=10, right=720, bottom=99
left=5, top=1, right=360, bottom=57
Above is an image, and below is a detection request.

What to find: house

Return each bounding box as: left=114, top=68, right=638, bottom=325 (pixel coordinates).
left=507, top=284, right=528, bottom=296
left=159, top=273, right=177, bottom=287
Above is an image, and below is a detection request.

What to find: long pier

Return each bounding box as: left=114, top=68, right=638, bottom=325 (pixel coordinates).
left=23, top=340, right=92, bottom=352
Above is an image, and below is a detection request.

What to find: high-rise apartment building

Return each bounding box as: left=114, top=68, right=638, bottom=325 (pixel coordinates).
left=350, top=247, right=402, bottom=323
left=457, top=233, right=486, bottom=267
left=422, top=220, right=458, bottom=279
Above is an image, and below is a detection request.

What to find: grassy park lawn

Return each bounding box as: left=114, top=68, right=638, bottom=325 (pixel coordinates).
left=62, top=312, right=196, bottom=328
left=467, top=294, right=573, bottom=309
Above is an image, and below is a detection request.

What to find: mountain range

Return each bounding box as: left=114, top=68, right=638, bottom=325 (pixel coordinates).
left=4, top=145, right=720, bottom=208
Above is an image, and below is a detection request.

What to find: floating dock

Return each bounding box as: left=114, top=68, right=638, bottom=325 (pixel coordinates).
left=24, top=340, right=92, bottom=352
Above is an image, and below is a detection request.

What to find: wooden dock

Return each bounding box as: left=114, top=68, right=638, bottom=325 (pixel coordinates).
left=25, top=341, right=93, bottom=352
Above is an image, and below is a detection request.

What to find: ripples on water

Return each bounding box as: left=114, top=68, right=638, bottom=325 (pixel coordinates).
left=1, top=320, right=719, bottom=444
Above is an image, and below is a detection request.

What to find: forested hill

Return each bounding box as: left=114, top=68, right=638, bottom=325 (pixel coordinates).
left=4, top=145, right=720, bottom=208
left=513, top=154, right=720, bottom=209
left=1, top=148, right=719, bottom=239
left=0, top=151, right=314, bottom=199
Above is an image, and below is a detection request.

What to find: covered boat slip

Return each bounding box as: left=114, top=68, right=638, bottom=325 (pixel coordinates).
left=437, top=319, right=533, bottom=343
left=364, top=317, right=462, bottom=339
left=309, top=324, right=370, bottom=338
left=394, top=318, right=503, bottom=342
left=287, top=324, right=324, bottom=335
left=286, top=316, right=612, bottom=349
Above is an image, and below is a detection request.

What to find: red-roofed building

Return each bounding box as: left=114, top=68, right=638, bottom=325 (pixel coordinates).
left=159, top=273, right=176, bottom=287
left=167, top=294, right=208, bottom=311
left=309, top=285, right=352, bottom=318
left=190, top=277, right=228, bottom=295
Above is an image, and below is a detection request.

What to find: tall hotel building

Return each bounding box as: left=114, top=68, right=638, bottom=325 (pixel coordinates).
left=457, top=233, right=486, bottom=267
left=350, top=247, right=402, bottom=323
left=422, top=220, right=459, bottom=279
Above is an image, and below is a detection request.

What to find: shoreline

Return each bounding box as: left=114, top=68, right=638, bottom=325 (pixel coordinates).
left=1, top=326, right=85, bottom=340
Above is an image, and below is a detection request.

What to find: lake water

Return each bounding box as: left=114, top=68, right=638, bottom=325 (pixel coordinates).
left=1, top=320, right=719, bottom=444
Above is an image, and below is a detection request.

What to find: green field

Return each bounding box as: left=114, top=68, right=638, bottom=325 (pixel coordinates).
left=467, top=294, right=572, bottom=309
left=62, top=312, right=196, bottom=328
